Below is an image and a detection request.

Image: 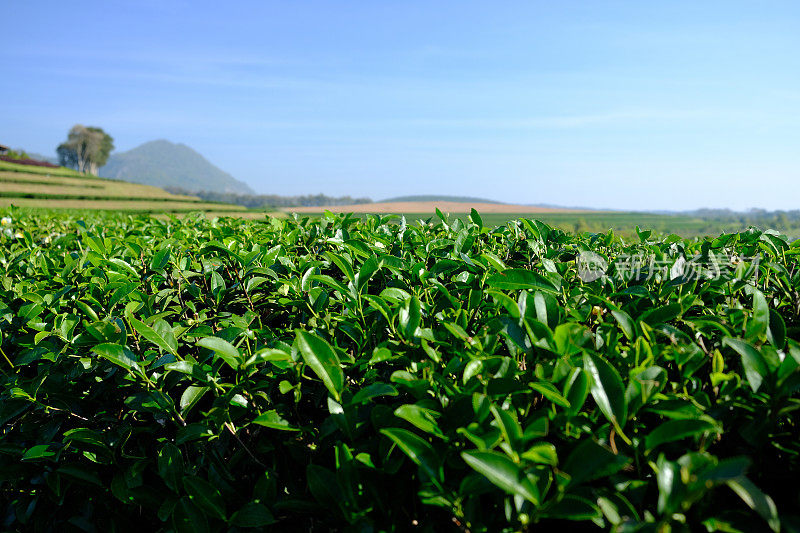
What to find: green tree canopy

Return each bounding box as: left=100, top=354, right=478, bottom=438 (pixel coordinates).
left=57, top=125, right=114, bottom=175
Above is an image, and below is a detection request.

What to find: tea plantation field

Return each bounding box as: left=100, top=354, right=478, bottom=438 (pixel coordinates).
left=0, top=160, right=246, bottom=215
left=1, top=209, right=799, bottom=531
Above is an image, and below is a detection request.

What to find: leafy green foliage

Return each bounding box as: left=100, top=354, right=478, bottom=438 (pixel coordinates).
left=1, top=210, right=799, bottom=531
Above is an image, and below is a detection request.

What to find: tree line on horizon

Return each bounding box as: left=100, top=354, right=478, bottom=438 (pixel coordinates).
left=165, top=187, right=373, bottom=209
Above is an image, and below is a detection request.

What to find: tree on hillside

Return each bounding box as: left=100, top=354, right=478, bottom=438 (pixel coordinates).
left=56, top=125, right=114, bottom=175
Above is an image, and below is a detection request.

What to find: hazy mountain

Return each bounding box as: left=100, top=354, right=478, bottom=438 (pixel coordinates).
left=100, top=140, right=254, bottom=194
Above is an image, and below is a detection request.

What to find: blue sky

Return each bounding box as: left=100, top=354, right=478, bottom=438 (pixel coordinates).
left=1, top=1, right=799, bottom=210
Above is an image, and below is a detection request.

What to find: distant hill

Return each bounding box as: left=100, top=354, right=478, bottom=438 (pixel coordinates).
left=100, top=140, right=254, bottom=194
left=381, top=194, right=504, bottom=204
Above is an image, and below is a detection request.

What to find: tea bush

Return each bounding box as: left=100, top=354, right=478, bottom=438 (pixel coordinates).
left=1, top=210, right=799, bottom=532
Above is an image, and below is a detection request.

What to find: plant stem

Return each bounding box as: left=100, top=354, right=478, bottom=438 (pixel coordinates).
left=0, top=347, right=14, bottom=369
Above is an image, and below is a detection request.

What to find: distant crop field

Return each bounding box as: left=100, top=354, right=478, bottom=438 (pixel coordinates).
left=289, top=200, right=588, bottom=214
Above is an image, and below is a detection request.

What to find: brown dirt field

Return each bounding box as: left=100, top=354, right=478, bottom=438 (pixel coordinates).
left=287, top=201, right=590, bottom=214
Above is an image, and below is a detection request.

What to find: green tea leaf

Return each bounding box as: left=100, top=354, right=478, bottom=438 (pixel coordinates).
left=394, top=404, right=444, bottom=438
left=766, top=308, right=786, bottom=349
left=130, top=316, right=178, bottom=356
left=723, top=337, right=769, bottom=392
left=470, top=208, right=483, bottom=229
left=22, top=444, right=55, bottom=461
left=351, top=382, right=398, bottom=404
left=521, top=442, right=558, bottom=465
left=231, top=502, right=276, bottom=528
left=398, top=296, right=421, bottom=340
left=381, top=428, right=442, bottom=483
left=486, top=268, right=559, bottom=294
left=196, top=336, right=241, bottom=370
left=583, top=352, right=627, bottom=429
left=356, top=255, right=380, bottom=293
left=461, top=450, right=540, bottom=504
left=611, top=309, right=636, bottom=340
left=490, top=405, right=524, bottom=451
left=183, top=476, right=226, bottom=520
left=645, top=419, right=718, bottom=451
left=727, top=477, right=780, bottom=532
left=747, top=290, right=769, bottom=341
left=530, top=382, right=571, bottom=409
left=171, top=497, right=209, bottom=533
left=252, top=410, right=300, bottom=432
left=562, top=439, right=628, bottom=487
left=564, top=368, right=590, bottom=415
left=306, top=464, right=344, bottom=514
left=639, top=303, right=682, bottom=326
left=91, top=343, right=140, bottom=373
left=158, top=443, right=184, bottom=492
left=296, top=330, right=345, bottom=401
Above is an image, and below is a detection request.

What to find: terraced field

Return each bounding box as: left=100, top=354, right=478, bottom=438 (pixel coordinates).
left=0, top=160, right=246, bottom=214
